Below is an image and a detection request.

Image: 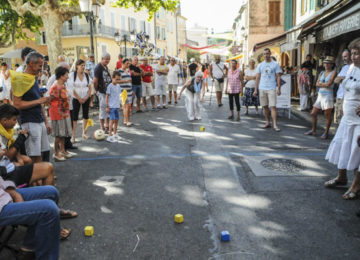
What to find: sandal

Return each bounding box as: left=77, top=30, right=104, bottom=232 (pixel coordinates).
left=324, top=177, right=348, bottom=188
left=320, top=133, right=328, bottom=139
left=261, top=124, right=271, bottom=129
left=60, top=227, right=72, bottom=240
left=343, top=189, right=360, bottom=200
left=228, top=115, right=234, bottom=120
left=304, top=130, right=315, bottom=136
left=59, top=208, right=78, bottom=219
left=274, top=127, right=281, bottom=132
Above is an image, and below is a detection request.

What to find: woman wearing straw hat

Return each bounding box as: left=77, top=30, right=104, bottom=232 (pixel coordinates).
left=304, top=56, right=337, bottom=139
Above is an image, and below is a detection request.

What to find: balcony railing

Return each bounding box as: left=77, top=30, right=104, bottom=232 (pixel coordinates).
left=62, top=24, right=129, bottom=38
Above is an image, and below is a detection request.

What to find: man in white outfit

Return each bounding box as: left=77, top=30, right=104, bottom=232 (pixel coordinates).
left=210, top=55, right=228, bottom=107
left=155, top=56, right=169, bottom=109
left=167, top=58, right=180, bottom=104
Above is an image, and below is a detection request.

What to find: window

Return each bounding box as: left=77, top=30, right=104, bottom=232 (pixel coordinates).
left=68, top=20, right=73, bottom=30
left=110, top=12, right=115, bottom=28
left=301, top=0, right=309, bottom=15
left=100, top=8, right=105, bottom=25
left=121, top=16, right=126, bottom=31
left=36, top=32, right=46, bottom=45
left=129, top=18, right=137, bottom=33
left=156, top=26, right=161, bottom=39
left=269, top=1, right=280, bottom=26
left=310, top=0, right=316, bottom=10
left=147, top=23, right=151, bottom=37
left=101, top=44, right=107, bottom=56
left=140, top=20, right=146, bottom=33
left=161, top=28, right=166, bottom=40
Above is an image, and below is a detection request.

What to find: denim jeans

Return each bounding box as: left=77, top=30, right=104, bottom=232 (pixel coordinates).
left=0, top=186, right=60, bottom=260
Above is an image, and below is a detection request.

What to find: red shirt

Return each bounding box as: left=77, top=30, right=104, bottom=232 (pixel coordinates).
left=140, top=64, right=153, bottom=83
left=116, top=59, right=122, bottom=70
left=49, top=84, right=70, bottom=120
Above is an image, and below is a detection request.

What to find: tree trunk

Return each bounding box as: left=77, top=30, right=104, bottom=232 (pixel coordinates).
left=42, top=12, right=64, bottom=74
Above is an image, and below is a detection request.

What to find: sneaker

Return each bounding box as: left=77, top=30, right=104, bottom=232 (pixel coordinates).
left=168, top=101, right=172, bottom=105
left=114, top=134, right=122, bottom=140
left=53, top=154, right=66, bottom=162
left=106, top=136, right=117, bottom=143
left=61, top=152, right=75, bottom=158
left=157, top=105, right=162, bottom=109
left=126, top=122, right=133, bottom=127
left=163, top=105, right=168, bottom=109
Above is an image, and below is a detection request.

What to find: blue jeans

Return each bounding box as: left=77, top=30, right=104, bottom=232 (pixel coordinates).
left=0, top=186, right=60, bottom=260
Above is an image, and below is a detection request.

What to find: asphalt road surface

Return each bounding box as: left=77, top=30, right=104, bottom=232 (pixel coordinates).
left=2, top=86, right=360, bottom=260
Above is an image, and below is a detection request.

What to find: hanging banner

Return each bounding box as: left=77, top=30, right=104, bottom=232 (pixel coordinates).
left=184, top=44, right=218, bottom=50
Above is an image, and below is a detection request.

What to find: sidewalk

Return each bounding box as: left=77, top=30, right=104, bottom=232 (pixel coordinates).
left=291, top=103, right=338, bottom=134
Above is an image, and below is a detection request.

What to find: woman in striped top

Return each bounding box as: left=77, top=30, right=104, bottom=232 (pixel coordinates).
left=118, top=58, right=134, bottom=126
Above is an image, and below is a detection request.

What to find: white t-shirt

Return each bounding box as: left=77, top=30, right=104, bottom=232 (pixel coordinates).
left=16, top=65, right=25, bottom=72
left=106, top=83, right=121, bottom=109
left=256, top=60, right=282, bottom=90
left=336, top=64, right=350, bottom=99
left=342, top=64, right=360, bottom=125
left=245, top=68, right=256, bottom=89
left=68, top=72, right=92, bottom=99
left=211, top=62, right=225, bottom=79
left=167, top=64, right=180, bottom=85
left=155, top=64, right=168, bottom=84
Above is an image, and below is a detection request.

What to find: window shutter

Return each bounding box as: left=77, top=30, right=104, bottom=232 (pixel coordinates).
left=35, top=33, right=41, bottom=46
left=275, top=1, right=280, bottom=25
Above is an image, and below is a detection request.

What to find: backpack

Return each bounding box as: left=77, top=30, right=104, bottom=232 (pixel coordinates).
left=73, top=71, right=90, bottom=85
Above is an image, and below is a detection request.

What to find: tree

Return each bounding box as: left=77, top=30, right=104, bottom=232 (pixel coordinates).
left=0, top=0, right=42, bottom=48
left=186, top=49, right=200, bottom=63
left=7, top=0, right=178, bottom=72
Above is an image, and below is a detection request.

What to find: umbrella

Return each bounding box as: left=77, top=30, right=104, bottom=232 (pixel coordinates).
left=0, top=49, right=23, bottom=59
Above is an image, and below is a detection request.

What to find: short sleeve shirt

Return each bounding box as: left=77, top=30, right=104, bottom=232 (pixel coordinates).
left=49, top=84, right=70, bottom=120
left=19, top=79, right=44, bottom=124
left=336, top=64, right=350, bottom=99
left=168, top=64, right=180, bottom=85
left=94, top=63, right=112, bottom=94
left=106, top=83, right=121, bottom=109
left=256, top=60, right=282, bottom=90
left=140, top=64, right=153, bottom=83
left=68, top=72, right=92, bottom=99
left=118, top=69, right=132, bottom=92
left=189, top=63, right=198, bottom=77
left=129, top=64, right=142, bottom=85
left=85, top=60, right=95, bottom=79
left=155, top=64, right=168, bottom=84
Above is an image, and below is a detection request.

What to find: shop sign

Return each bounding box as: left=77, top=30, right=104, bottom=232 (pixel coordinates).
left=322, top=10, right=360, bottom=41
left=63, top=47, right=75, bottom=58
left=281, top=29, right=301, bottom=52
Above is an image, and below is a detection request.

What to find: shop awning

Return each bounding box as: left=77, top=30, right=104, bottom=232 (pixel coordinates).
left=226, top=54, right=243, bottom=62
left=319, top=2, right=360, bottom=41
left=253, top=33, right=286, bottom=52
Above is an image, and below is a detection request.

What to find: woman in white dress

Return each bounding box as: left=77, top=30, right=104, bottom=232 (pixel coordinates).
left=243, top=59, right=259, bottom=115
left=324, top=41, right=360, bottom=199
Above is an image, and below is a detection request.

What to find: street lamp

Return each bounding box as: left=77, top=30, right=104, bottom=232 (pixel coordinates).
left=114, top=31, right=136, bottom=58
left=79, top=0, right=100, bottom=55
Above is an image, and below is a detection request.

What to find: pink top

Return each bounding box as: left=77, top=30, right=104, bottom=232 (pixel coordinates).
left=227, top=68, right=242, bottom=93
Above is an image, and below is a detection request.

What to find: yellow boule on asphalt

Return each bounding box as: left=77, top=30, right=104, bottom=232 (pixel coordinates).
left=174, top=214, right=184, bottom=223
left=84, top=226, right=94, bottom=236
left=200, top=126, right=205, bottom=132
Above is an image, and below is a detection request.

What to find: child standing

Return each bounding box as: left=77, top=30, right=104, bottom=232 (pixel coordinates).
left=118, top=58, right=133, bottom=126
left=106, top=71, right=122, bottom=143
left=49, top=67, right=75, bottom=161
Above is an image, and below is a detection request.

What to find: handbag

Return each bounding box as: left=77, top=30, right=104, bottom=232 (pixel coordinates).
left=214, top=63, right=225, bottom=83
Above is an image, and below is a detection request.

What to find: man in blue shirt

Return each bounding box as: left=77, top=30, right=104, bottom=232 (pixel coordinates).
left=13, top=52, right=51, bottom=163
left=254, top=48, right=282, bottom=132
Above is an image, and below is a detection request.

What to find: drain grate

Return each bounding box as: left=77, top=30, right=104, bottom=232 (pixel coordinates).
left=261, top=159, right=306, bottom=174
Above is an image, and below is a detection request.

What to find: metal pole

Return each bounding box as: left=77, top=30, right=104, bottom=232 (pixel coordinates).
left=89, top=11, right=94, bottom=55
left=124, top=36, right=127, bottom=58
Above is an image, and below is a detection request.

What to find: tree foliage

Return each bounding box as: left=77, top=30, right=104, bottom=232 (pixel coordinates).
left=186, top=49, right=200, bottom=63
left=0, top=0, right=42, bottom=47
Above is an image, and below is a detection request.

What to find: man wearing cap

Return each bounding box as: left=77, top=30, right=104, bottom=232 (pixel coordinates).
left=188, top=58, right=198, bottom=78
left=94, top=53, right=112, bottom=133
left=305, top=56, right=337, bottom=139
left=210, top=55, right=228, bottom=107
left=85, top=54, right=96, bottom=108
left=140, top=57, right=156, bottom=110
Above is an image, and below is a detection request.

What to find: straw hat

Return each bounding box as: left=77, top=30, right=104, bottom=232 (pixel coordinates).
left=323, top=56, right=335, bottom=63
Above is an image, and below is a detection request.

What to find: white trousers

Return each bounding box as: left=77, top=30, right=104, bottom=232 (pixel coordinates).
left=300, top=94, right=308, bottom=110
left=185, top=89, right=201, bottom=120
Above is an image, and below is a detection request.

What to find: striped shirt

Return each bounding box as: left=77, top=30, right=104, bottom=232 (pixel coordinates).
left=118, top=69, right=132, bottom=92
left=227, top=68, right=242, bottom=94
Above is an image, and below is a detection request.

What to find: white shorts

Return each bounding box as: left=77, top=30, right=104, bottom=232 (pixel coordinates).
left=98, top=92, right=109, bottom=119
left=313, top=93, right=334, bottom=110
left=142, top=82, right=154, bottom=97
left=214, top=80, right=224, bottom=92
left=168, top=84, right=178, bottom=92
left=260, top=89, right=277, bottom=107
left=21, top=122, right=50, bottom=157
left=155, top=82, right=168, bottom=96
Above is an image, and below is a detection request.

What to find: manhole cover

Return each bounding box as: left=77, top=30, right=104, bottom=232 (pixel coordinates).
left=261, top=159, right=306, bottom=174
